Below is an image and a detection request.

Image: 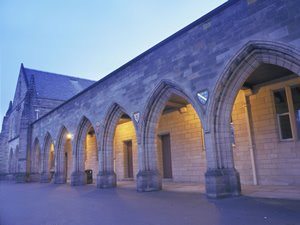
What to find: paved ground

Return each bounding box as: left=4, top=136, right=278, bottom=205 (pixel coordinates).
left=161, top=182, right=300, bottom=201
left=0, top=182, right=300, bottom=225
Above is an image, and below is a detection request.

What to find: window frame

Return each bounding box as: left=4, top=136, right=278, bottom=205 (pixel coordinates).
left=273, top=85, right=299, bottom=141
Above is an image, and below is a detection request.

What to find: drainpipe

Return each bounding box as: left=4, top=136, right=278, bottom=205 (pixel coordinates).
left=243, top=89, right=258, bottom=185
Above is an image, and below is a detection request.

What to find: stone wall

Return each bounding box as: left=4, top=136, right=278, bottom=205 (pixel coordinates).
left=65, top=140, right=72, bottom=181
left=232, top=77, right=300, bottom=185
left=85, top=134, right=99, bottom=181
left=156, top=104, right=205, bottom=183
left=114, top=121, right=138, bottom=180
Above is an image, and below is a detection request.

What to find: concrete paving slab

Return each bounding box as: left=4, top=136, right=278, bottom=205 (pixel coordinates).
left=0, top=182, right=300, bottom=225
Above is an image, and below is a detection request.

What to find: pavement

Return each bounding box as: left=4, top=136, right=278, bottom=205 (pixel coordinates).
left=0, top=181, right=300, bottom=225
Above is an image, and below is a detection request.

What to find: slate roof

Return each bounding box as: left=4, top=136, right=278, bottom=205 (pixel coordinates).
left=22, top=66, right=95, bottom=101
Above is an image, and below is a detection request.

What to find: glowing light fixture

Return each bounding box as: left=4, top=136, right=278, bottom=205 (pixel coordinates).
left=66, top=133, right=73, bottom=140
left=179, top=107, right=187, bottom=114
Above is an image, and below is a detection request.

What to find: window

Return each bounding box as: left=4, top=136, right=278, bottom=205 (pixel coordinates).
left=273, top=89, right=293, bottom=140
left=273, top=85, right=300, bottom=140
left=291, top=85, right=300, bottom=139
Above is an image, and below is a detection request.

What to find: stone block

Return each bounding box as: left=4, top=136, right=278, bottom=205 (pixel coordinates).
left=205, top=168, right=241, bottom=198
left=136, top=170, right=162, bottom=192
left=97, top=171, right=116, bottom=188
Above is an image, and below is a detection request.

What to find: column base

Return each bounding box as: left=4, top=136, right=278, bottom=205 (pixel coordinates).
left=71, top=171, right=87, bottom=186
left=15, top=173, right=29, bottom=183
left=97, top=171, right=116, bottom=188
left=136, top=170, right=162, bottom=192
left=29, top=173, right=40, bottom=182
left=0, top=173, right=9, bottom=181
left=54, top=172, right=66, bottom=184
left=205, top=168, right=241, bottom=198
left=40, top=172, right=51, bottom=183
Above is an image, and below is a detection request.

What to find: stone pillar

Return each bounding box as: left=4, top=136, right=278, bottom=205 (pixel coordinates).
left=136, top=170, right=162, bottom=192
left=29, top=172, right=40, bottom=182
left=15, top=159, right=28, bottom=183
left=204, top=131, right=241, bottom=198
left=96, top=145, right=116, bottom=188
left=71, top=171, right=87, bottom=186
left=205, top=168, right=241, bottom=198
left=40, top=172, right=51, bottom=183
left=136, top=143, right=162, bottom=192
left=54, top=172, right=66, bottom=184
left=70, top=151, right=86, bottom=186
left=97, top=170, right=116, bottom=188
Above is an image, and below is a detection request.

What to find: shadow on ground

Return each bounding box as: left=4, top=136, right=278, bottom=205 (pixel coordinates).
left=0, top=182, right=300, bottom=225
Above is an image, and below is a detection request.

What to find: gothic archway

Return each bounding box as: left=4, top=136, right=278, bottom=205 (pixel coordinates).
left=40, top=132, right=55, bottom=183
left=137, top=80, right=205, bottom=191
left=54, top=126, right=73, bottom=184
left=206, top=41, right=300, bottom=197
left=8, top=148, right=13, bottom=173
left=72, top=116, right=98, bottom=185
left=97, top=103, right=136, bottom=188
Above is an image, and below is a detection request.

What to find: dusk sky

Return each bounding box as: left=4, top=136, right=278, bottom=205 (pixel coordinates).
left=0, top=0, right=226, bottom=127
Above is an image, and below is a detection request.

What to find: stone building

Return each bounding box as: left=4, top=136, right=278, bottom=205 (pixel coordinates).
left=0, top=0, right=300, bottom=198
left=0, top=64, right=95, bottom=181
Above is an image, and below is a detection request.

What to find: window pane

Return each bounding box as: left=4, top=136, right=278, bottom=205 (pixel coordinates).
left=273, top=89, right=289, bottom=114
left=291, top=86, right=300, bottom=138
left=279, top=114, right=292, bottom=139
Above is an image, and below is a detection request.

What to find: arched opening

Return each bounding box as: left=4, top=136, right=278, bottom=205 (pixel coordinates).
left=14, top=145, right=19, bottom=173
left=49, top=143, right=55, bottom=177
left=72, top=117, right=98, bottom=185
left=209, top=41, right=300, bottom=197
left=30, top=138, right=41, bottom=181
left=97, top=103, right=138, bottom=188
left=8, top=148, right=14, bottom=173
left=85, top=126, right=98, bottom=181
left=114, top=113, right=137, bottom=181
left=41, top=133, right=55, bottom=183
left=138, top=81, right=205, bottom=191
left=157, top=94, right=205, bottom=184
left=231, top=64, right=300, bottom=187
left=54, top=127, right=73, bottom=184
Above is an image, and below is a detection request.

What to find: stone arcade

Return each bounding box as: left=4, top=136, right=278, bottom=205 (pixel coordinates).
left=1, top=0, right=300, bottom=198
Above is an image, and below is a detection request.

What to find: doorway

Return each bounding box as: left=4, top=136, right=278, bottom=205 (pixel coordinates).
left=160, top=134, right=172, bottom=179
left=124, top=140, right=133, bottom=178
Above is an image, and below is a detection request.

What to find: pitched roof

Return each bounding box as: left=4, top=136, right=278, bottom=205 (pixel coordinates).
left=22, top=66, right=95, bottom=101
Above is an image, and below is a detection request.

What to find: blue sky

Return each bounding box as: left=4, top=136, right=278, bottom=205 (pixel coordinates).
left=0, top=0, right=226, bottom=127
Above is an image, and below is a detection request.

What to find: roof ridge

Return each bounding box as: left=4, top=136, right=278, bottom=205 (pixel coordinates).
left=23, top=66, right=96, bottom=82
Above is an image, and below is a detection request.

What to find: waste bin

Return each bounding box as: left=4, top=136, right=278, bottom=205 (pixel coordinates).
left=85, top=169, right=93, bottom=184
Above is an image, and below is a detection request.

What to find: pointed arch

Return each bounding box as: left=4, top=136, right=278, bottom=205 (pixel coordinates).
left=56, top=126, right=69, bottom=172
left=40, top=132, right=54, bottom=182
left=207, top=40, right=300, bottom=169
left=31, top=137, right=41, bottom=174
left=54, top=125, right=72, bottom=184
left=74, top=116, right=94, bottom=172
left=101, top=103, right=132, bottom=169
left=141, top=80, right=204, bottom=171
left=203, top=41, right=300, bottom=197
left=97, top=102, right=135, bottom=188
left=8, top=148, right=14, bottom=173
left=14, top=145, right=19, bottom=173
left=71, top=116, right=98, bottom=185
